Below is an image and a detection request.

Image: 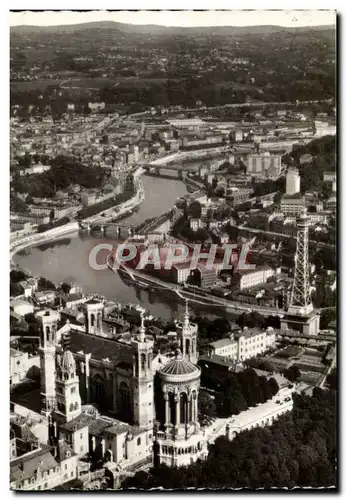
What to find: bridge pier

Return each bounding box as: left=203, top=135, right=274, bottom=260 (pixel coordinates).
left=178, top=170, right=186, bottom=180
left=100, top=224, right=105, bottom=235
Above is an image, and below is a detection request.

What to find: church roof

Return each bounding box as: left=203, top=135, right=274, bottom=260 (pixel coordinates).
left=160, top=350, right=199, bottom=377
left=68, top=330, right=132, bottom=364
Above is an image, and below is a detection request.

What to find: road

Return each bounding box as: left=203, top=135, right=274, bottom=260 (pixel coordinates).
left=108, top=261, right=286, bottom=317
left=235, top=224, right=335, bottom=250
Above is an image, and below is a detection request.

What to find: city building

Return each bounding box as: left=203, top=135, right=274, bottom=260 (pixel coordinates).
left=230, top=129, right=243, bottom=142
left=10, top=349, right=40, bottom=386
left=205, top=327, right=276, bottom=361
left=286, top=168, right=300, bottom=195
left=233, top=264, right=275, bottom=291
left=280, top=193, right=306, bottom=216
left=171, top=263, right=192, bottom=284
left=246, top=152, right=282, bottom=179
left=10, top=433, right=78, bottom=491
left=10, top=298, right=34, bottom=317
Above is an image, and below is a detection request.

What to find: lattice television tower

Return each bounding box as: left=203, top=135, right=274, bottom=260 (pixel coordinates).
left=281, top=207, right=320, bottom=336
left=288, top=207, right=313, bottom=316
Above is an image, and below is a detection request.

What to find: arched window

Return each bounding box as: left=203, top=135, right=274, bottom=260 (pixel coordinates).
left=133, top=355, right=138, bottom=377
left=46, top=326, right=51, bottom=342
left=92, top=375, right=105, bottom=406
left=137, top=437, right=141, bottom=446
left=90, top=314, right=95, bottom=327
left=169, top=392, right=176, bottom=426
left=180, top=392, right=188, bottom=424
left=119, top=381, right=131, bottom=417
left=74, top=402, right=78, bottom=411
left=97, top=312, right=102, bottom=330
left=147, top=353, right=152, bottom=370
left=69, top=404, right=74, bottom=412
left=190, top=390, right=197, bottom=421
left=185, top=339, right=190, bottom=355
left=140, top=353, right=146, bottom=372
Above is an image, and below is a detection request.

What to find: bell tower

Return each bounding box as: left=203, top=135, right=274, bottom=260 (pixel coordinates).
left=181, top=300, right=198, bottom=364
left=38, top=310, right=59, bottom=417
left=84, top=299, right=104, bottom=336
left=131, top=313, right=154, bottom=429
left=54, top=348, right=82, bottom=424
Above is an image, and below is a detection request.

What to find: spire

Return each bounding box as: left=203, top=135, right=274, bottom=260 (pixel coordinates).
left=139, top=312, right=146, bottom=342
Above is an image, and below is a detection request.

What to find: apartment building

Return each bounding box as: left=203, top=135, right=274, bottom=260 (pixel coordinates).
left=233, top=264, right=275, bottom=291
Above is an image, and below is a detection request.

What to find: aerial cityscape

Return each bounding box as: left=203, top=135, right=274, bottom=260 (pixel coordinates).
left=9, top=10, right=337, bottom=491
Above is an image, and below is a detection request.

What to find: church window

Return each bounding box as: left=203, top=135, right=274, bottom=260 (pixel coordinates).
left=44, top=483, right=48, bottom=489
left=80, top=433, right=83, bottom=439
left=80, top=446, right=83, bottom=452
left=69, top=404, right=74, bottom=412
left=137, top=437, right=141, bottom=446
left=185, top=339, right=190, bottom=354
left=90, top=314, right=95, bottom=327
left=71, top=387, right=76, bottom=394
left=64, top=464, right=67, bottom=470
left=140, top=353, right=146, bottom=372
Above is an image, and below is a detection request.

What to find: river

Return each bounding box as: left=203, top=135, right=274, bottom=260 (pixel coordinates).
left=14, top=175, right=204, bottom=320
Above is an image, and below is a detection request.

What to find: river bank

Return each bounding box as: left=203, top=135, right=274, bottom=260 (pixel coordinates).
left=10, top=170, right=146, bottom=262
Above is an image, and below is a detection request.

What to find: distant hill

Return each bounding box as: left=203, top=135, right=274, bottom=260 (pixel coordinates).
left=10, top=21, right=336, bottom=37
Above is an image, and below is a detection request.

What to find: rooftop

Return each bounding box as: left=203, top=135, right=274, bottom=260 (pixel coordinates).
left=160, top=350, right=199, bottom=377
left=69, top=329, right=132, bottom=364
left=10, top=445, right=57, bottom=482
left=58, top=413, right=94, bottom=432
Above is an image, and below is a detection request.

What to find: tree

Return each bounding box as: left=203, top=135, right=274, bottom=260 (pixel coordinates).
left=187, top=200, right=202, bottom=219
left=61, top=282, right=71, bottom=294
left=38, top=277, right=56, bottom=291
left=198, top=390, right=217, bottom=419
left=284, top=365, right=301, bottom=383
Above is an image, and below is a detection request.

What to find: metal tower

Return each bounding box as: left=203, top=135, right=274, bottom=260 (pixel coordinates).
left=288, top=207, right=313, bottom=316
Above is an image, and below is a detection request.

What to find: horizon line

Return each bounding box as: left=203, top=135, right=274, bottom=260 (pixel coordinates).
left=10, top=20, right=336, bottom=29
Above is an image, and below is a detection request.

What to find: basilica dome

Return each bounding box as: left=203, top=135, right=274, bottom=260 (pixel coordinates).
left=159, top=349, right=200, bottom=381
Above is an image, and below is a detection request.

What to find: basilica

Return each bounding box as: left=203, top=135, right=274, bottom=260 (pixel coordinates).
left=38, top=298, right=208, bottom=479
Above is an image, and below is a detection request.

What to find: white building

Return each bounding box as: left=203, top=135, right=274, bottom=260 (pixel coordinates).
left=10, top=298, right=34, bottom=317
left=234, top=265, right=275, bottom=290
left=286, top=168, right=300, bottom=195
left=206, top=327, right=276, bottom=361
left=10, top=349, right=40, bottom=385
left=246, top=152, right=282, bottom=179
left=280, top=194, right=306, bottom=216
left=10, top=437, right=78, bottom=491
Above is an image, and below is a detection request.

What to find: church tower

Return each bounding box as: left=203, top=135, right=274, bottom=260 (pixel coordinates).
left=181, top=300, right=198, bottom=365
left=84, top=299, right=104, bottom=336
left=54, top=348, right=82, bottom=424
left=38, top=310, right=59, bottom=417
left=131, top=313, right=154, bottom=429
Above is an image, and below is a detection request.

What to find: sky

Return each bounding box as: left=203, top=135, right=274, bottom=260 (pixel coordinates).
left=9, top=10, right=336, bottom=28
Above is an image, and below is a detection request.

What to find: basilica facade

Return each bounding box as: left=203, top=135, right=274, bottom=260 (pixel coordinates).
left=38, top=298, right=208, bottom=472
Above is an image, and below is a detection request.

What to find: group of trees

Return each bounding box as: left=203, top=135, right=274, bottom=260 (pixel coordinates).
left=199, top=365, right=280, bottom=418
left=286, top=135, right=336, bottom=195
left=212, top=369, right=280, bottom=418
left=123, top=388, right=336, bottom=490
left=12, top=155, right=106, bottom=199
